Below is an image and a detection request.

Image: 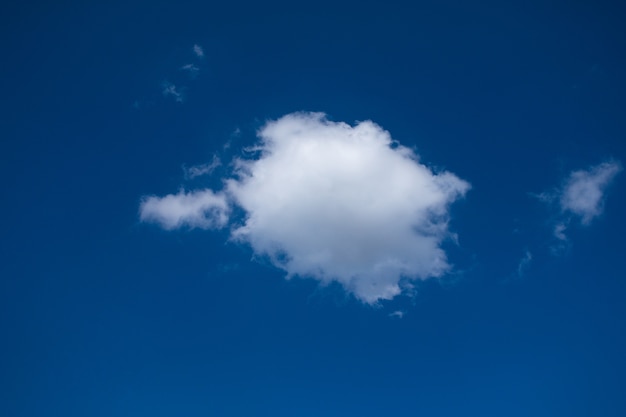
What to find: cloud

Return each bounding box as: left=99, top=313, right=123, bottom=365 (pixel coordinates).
left=389, top=311, right=405, bottom=319
left=139, top=189, right=229, bottom=230
left=193, top=44, right=204, bottom=58
left=184, top=155, right=222, bottom=179
left=162, top=82, right=184, bottom=103
left=181, top=64, right=200, bottom=78
left=535, top=161, right=621, bottom=245
left=553, top=222, right=567, bottom=241
left=558, top=161, right=621, bottom=224
left=141, top=45, right=204, bottom=105
left=140, top=112, right=470, bottom=304
left=516, top=250, right=532, bottom=277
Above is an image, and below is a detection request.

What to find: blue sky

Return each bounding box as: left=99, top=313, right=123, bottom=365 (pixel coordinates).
left=2, top=0, right=626, bottom=416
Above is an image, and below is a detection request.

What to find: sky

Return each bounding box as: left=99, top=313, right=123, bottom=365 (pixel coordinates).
left=1, top=0, right=626, bottom=416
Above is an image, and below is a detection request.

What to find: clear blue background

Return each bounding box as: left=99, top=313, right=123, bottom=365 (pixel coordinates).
left=1, top=0, right=625, bottom=415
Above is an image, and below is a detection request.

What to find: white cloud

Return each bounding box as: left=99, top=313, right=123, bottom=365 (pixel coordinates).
left=193, top=44, right=204, bottom=58
left=181, top=63, right=200, bottom=78
left=162, top=82, right=184, bottom=103
left=559, top=161, right=621, bottom=224
left=226, top=113, right=470, bottom=303
left=184, top=155, right=222, bottom=179
left=139, top=189, right=229, bottom=230
left=535, top=161, right=621, bottom=245
left=140, top=112, right=470, bottom=304
left=389, top=311, right=405, bottom=319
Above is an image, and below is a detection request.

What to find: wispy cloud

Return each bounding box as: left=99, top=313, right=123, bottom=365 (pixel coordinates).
left=180, top=63, right=200, bottom=78
left=516, top=250, right=532, bottom=277
left=222, top=128, right=242, bottom=150
left=140, top=112, right=470, bottom=304
left=389, top=311, right=405, bottom=319
left=162, top=82, right=184, bottom=103
left=559, top=161, right=621, bottom=224
left=553, top=222, right=567, bottom=241
left=193, top=44, right=204, bottom=58
left=536, top=160, right=621, bottom=243
left=184, top=155, right=222, bottom=179
left=135, top=44, right=206, bottom=108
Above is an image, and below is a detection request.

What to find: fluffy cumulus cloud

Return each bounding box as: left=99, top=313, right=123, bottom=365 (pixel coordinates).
left=140, top=112, right=470, bottom=304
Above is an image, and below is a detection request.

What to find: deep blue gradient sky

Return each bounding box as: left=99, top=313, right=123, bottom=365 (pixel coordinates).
left=2, top=1, right=626, bottom=416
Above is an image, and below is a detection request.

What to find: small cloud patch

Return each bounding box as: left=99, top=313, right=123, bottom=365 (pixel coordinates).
left=181, top=64, right=200, bottom=78
left=193, top=44, right=204, bottom=58
left=536, top=160, right=621, bottom=243
left=516, top=250, right=532, bottom=277
left=140, top=189, right=229, bottom=230
left=559, top=161, right=621, bottom=224
left=162, top=82, right=184, bottom=103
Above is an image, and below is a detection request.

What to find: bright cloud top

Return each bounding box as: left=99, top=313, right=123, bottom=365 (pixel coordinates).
left=140, top=112, right=470, bottom=304
left=559, top=161, right=621, bottom=224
